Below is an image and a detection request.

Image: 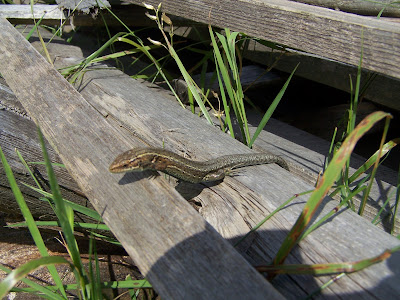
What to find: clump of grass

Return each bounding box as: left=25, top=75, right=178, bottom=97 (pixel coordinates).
left=231, top=35, right=400, bottom=293
left=319, top=37, right=400, bottom=235
left=233, top=111, right=399, bottom=290
left=141, top=2, right=298, bottom=146
left=0, top=127, right=153, bottom=299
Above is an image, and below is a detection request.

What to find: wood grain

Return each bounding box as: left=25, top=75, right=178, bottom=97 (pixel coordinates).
left=0, top=4, right=64, bottom=19
left=291, top=0, right=400, bottom=17
left=292, top=0, right=400, bottom=17
left=0, top=18, right=282, bottom=299
left=0, top=4, right=66, bottom=25
left=128, top=0, right=400, bottom=80
left=0, top=80, right=92, bottom=223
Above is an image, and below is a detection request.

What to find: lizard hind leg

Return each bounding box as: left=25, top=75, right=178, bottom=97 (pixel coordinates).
left=202, top=169, right=227, bottom=182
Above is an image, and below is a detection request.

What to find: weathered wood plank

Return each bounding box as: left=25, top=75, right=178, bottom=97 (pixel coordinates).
left=0, top=4, right=199, bottom=27
left=0, top=18, right=282, bottom=299
left=243, top=43, right=400, bottom=112
left=0, top=4, right=64, bottom=20
left=128, top=0, right=400, bottom=80
left=291, top=0, right=400, bottom=17
left=56, top=0, right=110, bottom=14
left=0, top=79, right=91, bottom=221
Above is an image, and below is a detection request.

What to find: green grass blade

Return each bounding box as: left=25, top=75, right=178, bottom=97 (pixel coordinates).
left=89, top=232, right=121, bottom=245
left=214, top=56, right=234, bottom=137
left=392, top=163, right=400, bottom=234
left=87, top=237, right=102, bottom=300
left=348, top=33, right=363, bottom=133
left=326, top=127, right=338, bottom=169
left=210, top=26, right=246, bottom=142
left=305, top=273, right=346, bottom=299
left=0, top=264, right=64, bottom=300
left=15, top=149, right=43, bottom=190
left=67, top=32, right=126, bottom=83
left=25, top=161, right=65, bottom=167
left=11, top=279, right=152, bottom=293
left=377, top=1, right=400, bottom=18
left=36, top=127, right=88, bottom=294
left=372, top=188, right=397, bottom=226
left=347, top=138, right=399, bottom=183
left=166, top=45, right=213, bottom=123
left=234, top=190, right=313, bottom=247
left=25, top=13, right=44, bottom=41
left=220, top=30, right=251, bottom=144
left=209, top=29, right=236, bottom=108
left=9, top=221, right=110, bottom=231
left=21, top=183, right=103, bottom=222
left=303, top=184, right=367, bottom=239
left=273, top=111, right=391, bottom=267
left=359, top=116, right=391, bottom=215
left=0, top=146, right=67, bottom=297
left=249, top=63, right=299, bottom=147
left=0, top=256, right=71, bottom=299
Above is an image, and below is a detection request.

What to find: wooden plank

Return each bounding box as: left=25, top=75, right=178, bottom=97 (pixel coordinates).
left=128, top=0, right=400, bottom=80
left=0, top=18, right=282, bottom=299
left=56, top=0, right=110, bottom=14
left=243, top=43, right=400, bottom=112
left=0, top=4, right=200, bottom=27
left=0, top=4, right=64, bottom=20
left=292, top=0, right=400, bottom=17
left=0, top=79, right=90, bottom=221
left=6, top=3, right=399, bottom=110
left=170, top=64, right=399, bottom=233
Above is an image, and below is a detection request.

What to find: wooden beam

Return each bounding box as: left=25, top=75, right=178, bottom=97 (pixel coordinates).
left=0, top=18, right=282, bottom=299
left=0, top=4, right=64, bottom=20
left=291, top=0, right=400, bottom=17
left=128, top=0, right=400, bottom=80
